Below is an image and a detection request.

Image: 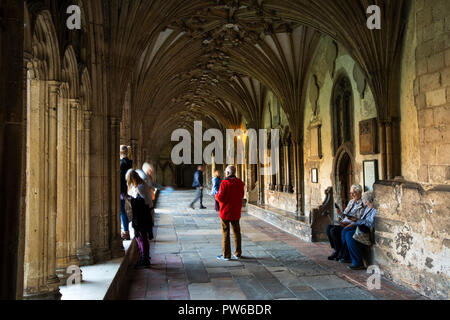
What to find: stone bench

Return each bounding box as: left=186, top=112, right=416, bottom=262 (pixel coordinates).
left=247, top=202, right=314, bottom=242
left=247, top=187, right=334, bottom=243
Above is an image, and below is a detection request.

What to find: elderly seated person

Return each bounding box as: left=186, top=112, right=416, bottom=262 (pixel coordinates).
left=342, top=191, right=377, bottom=270
left=326, top=184, right=365, bottom=262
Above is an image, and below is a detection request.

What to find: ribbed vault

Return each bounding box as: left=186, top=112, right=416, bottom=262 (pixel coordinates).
left=100, top=0, right=408, bottom=172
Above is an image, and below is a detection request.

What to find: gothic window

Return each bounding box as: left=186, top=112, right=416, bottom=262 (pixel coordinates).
left=332, top=76, right=353, bottom=154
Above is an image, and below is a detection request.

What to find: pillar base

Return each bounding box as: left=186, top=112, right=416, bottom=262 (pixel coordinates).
left=23, top=289, right=62, bottom=300
left=24, top=277, right=61, bottom=300
left=77, top=244, right=94, bottom=266
left=110, top=237, right=125, bottom=259
left=93, top=247, right=112, bottom=263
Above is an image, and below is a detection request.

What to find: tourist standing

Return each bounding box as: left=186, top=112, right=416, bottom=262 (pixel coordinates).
left=216, top=165, right=245, bottom=261
left=211, top=170, right=222, bottom=212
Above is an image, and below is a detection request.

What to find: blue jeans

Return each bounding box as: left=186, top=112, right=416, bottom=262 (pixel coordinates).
left=343, top=227, right=365, bottom=266
left=120, top=198, right=129, bottom=232
left=340, top=226, right=356, bottom=260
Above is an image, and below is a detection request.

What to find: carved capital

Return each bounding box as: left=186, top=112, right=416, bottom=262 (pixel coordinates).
left=47, top=81, right=61, bottom=95
left=68, top=99, right=81, bottom=110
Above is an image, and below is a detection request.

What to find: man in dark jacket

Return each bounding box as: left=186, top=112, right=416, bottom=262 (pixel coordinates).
left=120, top=145, right=133, bottom=240
left=215, top=165, right=245, bottom=261
left=190, top=165, right=206, bottom=209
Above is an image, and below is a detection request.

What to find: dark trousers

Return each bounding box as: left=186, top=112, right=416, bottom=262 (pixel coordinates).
left=325, top=224, right=349, bottom=259
left=120, top=197, right=129, bottom=232
left=221, top=219, right=242, bottom=259
left=135, top=230, right=151, bottom=264
left=341, top=226, right=357, bottom=260
left=190, top=187, right=203, bottom=207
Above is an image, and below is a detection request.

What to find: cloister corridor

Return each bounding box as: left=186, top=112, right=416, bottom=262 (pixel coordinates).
left=1, top=0, right=449, bottom=302
left=125, top=190, right=425, bottom=300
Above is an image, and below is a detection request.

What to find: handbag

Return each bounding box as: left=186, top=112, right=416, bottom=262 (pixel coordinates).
left=353, top=226, right=372, bottom=246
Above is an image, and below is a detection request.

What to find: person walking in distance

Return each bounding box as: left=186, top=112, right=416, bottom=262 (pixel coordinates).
left=190, top=165, right=206, bottom=209
left=216, top=165, right=245, bottom=261
left=120, top=145, right=132, bottom=240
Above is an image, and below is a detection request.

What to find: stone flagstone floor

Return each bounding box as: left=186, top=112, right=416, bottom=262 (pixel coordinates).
left=127, top=189, right=426, bottom=300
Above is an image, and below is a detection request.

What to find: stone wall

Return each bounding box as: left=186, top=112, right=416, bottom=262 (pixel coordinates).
left=414, top=0, right=450, bottom=184
left=373, top=181, right=449, bottom=299
left=372, top=0, right=450, bottom=299
left=264, top=190, right=297, bottom=214
left=303, top=39, right=381, bottom=217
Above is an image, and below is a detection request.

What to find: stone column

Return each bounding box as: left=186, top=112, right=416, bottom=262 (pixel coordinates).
left=46, top=81, right=61, bottom=294
left=293, top=141, right=304, bottom=218
left=68, top=100, right=81, bottom=268
left=24, top=81, right=61, bottom=299
left=130, top=139, right=138, bottom=166
left=77, top=109, right=93, bottom=265
left=109, top=117, right=124, bottom=258
left=55, top=89, right=70, bottom=282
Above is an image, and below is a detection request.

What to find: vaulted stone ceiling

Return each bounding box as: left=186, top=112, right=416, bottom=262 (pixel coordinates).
left=96, top=0, right=409, bottom=156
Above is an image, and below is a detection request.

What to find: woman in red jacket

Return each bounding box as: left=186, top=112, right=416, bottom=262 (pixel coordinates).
left=215, top=165, right=245, bottom=261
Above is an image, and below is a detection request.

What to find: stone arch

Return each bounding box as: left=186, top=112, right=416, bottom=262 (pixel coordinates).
left=31, top=10, right=61, bottom=81
left=62, top=46, right=80, bottom=99
left=332, top=144, right=357, bottom=213
left=80, top=67, right=92, bottom=112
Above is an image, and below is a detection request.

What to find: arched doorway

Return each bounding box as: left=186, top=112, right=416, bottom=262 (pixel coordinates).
left=331, top=75, right=355, bottom=211
left=336, top=151, right=354, bottom=210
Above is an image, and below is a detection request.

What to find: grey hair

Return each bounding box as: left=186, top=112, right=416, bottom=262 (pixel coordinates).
left=225, top=165, right=236, bottom=176
left=142, top=162, right=153, bottom=174
left=351, top=184, right=363, bottom=194
left=362, top=191, right=375, bottom=203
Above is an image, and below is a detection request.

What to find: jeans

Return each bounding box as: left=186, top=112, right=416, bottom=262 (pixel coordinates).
left=341, top=226, right=357, bottom=260
left=120, top=198, right=129, bottom=232
left=344, top=227, right=366, bottom=267
left=190, top=187, right=203, bottom=207
left=221, top=219, right=242, bottom=259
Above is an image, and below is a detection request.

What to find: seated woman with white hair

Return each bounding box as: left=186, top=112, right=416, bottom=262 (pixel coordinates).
left=342, top=191, right=378, bottom=270
left=326, top=184, right=365, bottom=262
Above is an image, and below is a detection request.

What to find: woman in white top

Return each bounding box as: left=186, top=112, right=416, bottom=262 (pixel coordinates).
left=127, top=170, right=153, bottom=269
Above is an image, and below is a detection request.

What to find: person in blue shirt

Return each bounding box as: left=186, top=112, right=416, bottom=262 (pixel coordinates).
left=211, top=170, right=222, bottom=212
left=190, top=165, right=206, bottom=209
left=342, top=191, right=378, bottom=270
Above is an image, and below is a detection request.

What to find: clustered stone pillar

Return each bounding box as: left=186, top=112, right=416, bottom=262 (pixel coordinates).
left=24, top=81, right=61, bottom=300
left=77, top=109, right=93, bottom=265
left=109, top=117, right=125, bottom=258
left=69, top=100, right=81, bottom=268
left=56, top=87, right=70, bottom=282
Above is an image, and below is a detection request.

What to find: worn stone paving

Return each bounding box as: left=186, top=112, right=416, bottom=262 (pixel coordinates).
left=127, top=190, right=426, bottom=300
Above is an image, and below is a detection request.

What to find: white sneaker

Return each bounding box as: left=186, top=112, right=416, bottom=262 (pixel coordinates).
left=217, top=255, right=230, bottom=261
left=232, top=255, right=241, bottom=260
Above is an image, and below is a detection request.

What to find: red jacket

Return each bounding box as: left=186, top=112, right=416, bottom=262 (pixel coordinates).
left=215, top=176, right=245, bottom=221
